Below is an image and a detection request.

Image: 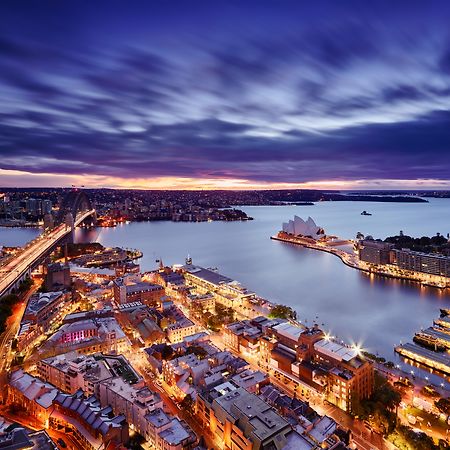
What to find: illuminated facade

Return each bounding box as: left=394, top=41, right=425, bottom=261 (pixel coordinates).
left=198, top=385, right=295, bottom=450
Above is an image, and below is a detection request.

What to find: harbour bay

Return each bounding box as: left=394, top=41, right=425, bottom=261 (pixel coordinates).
left=4, top=198, right=450, bottom=379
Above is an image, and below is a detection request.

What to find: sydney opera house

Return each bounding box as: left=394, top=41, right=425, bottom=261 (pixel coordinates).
left=282, top=216, right=325, bottom=239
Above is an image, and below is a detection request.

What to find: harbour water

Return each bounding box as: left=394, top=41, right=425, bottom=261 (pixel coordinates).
left=3, top=198, right=450, bottom=380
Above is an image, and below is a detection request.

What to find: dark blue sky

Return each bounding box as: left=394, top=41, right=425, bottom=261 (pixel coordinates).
left=1, top=1, right=450, bottom=189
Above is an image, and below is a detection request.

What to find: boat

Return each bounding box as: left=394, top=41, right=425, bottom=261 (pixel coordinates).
left=361, top=211, right=372, bottom=216
left=440, top=308, right=450, bottom=317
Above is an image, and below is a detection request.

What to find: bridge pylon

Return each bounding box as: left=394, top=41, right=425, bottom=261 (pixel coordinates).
left=64, top=212, right=75, bottom=243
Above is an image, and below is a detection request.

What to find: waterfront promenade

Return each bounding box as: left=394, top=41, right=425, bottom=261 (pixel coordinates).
left=271, top=232, right=450, bottom=289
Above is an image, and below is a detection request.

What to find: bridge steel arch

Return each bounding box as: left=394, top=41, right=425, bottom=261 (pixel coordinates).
left=56, top=190, right=94, bottom=224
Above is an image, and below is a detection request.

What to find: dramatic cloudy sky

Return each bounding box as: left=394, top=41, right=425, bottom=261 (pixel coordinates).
left=1, top=1, right=450, bottom=189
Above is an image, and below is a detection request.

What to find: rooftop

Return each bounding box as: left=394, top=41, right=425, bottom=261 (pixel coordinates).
left=145, top=408, right=171, bottom=429
left=418, top=327, right=450, bottom=343
left=125, top=281, right=163, bottom=294
left=167, top=318, right=195, bottom=331
left=308, top=415, right=337, bottom=444
left=226, top=320, right=261, bottom=337
left=213, top=387, right=289, bottom=442
left=28, top=430, right=58, bottom=450
left=231, top=369, right=268, bottom=390
left=49, top=317, right=126, bottom=343
left=182, top=265, right=234, bottom=286
left=69, top=264, right=115, bottom=277
left=0, top=428, right=33, bottom=450
left=158, top=418, right=192, bottom=446
left=52, top=391, right=126, bottom=444
left=397, top=342, right=450, bottom=366
left=273, top=322, right=305, bottom=341
left=24, top=291, right=64, bottom=317
left=314, top=339, right=359, bottom=362
left=100, top=377, right=161, bottom=409
left=9, top=370, right=58, bottom=409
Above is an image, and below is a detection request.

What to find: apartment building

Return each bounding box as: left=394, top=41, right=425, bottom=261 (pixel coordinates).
left=37, top=351, right=140, bottom=396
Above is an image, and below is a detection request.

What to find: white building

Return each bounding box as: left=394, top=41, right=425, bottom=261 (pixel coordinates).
left=282, top=216, right=325, bottom=239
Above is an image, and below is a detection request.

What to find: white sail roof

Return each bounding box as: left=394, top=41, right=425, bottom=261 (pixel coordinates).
left=282, top=216, right=324, bottom=238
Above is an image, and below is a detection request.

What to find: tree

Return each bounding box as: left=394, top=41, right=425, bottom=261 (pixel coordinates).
left=18, top=277, right=33, bottom=294
left=186, top=345, right=208, bottom=359
left=160, top=344, right=174, bottom=360
left=0, top=293, right=19, bottom=334
left=180, top=394, right=194, bottom=413
left=435, top=398, right=450, bottom=416
left=268, top=304, right=297, bottom=320
left=396, top=424, right=442, bottom=450
left=358, top=373, right=401, bottom=434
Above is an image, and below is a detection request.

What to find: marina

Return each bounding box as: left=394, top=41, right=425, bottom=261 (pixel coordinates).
left=414, top=327, right=450, bottom=351
left=396, top=315, right=450, bottom=377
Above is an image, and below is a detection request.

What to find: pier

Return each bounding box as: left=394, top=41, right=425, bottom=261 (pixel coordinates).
left=395, top=342, right=450, bottom=375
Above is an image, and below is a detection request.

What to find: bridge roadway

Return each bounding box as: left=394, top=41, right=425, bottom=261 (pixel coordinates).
left=0, top=209, right=95, bottom=297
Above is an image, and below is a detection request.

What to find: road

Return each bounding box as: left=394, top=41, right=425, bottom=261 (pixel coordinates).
left=0, top=209, right=95, bottom=296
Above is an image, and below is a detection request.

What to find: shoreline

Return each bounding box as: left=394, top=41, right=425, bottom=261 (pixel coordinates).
left=271, top=233, right=450, bottom=290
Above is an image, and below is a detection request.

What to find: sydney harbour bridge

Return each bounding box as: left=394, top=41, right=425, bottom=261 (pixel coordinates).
left=0, top=190, right=96, bottom=296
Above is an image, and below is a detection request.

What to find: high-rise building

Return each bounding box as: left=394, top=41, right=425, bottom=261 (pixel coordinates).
left=43, top=199, right=53, bottom=214
left=26, top=198, right=39, bottom=216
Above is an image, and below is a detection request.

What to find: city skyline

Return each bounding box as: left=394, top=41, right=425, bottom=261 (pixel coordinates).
left=1, top=1, right=450, bottom=190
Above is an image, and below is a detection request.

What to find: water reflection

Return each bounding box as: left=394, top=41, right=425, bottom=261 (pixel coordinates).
left=6, top=200, right=450, bottom=385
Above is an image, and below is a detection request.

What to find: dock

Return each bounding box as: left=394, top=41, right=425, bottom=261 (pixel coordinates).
left=395, top=342, right=450, bottom=375
left=434, top=317, right=450, bottom=329
left=415, top=327, right=450, bottom=350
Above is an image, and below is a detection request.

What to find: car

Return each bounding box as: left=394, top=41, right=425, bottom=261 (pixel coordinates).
left=57, top=438, right=67, bottom=448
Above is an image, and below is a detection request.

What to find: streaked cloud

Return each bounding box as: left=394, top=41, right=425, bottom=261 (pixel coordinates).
left=1, top=1, right=450, bottom=189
